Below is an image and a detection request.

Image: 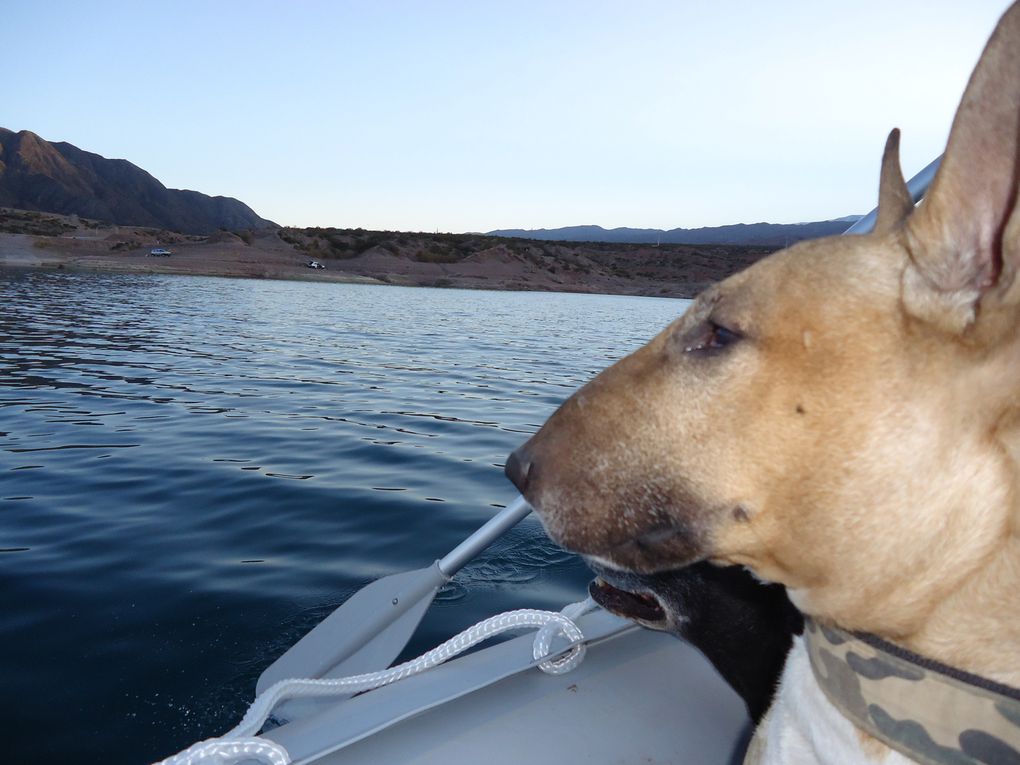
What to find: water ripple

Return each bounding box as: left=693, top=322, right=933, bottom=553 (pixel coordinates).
left=0, top=269, right=689, bottom=764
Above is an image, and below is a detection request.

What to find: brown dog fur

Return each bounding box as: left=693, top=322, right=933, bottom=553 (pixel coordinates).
left=507, top=0, right=1020, bottom=699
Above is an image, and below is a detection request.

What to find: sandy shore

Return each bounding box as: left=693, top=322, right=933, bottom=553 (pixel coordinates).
left=0, top=229, right=388, bottom=286
left=0, top=216, right=774, bottom=297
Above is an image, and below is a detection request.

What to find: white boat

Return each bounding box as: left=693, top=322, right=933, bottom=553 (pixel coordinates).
left=161, top=498, right=754, bottom=765
left=254, top=612, right=753, bottom=765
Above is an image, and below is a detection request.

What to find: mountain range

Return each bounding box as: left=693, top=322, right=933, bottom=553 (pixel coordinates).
left=486, top=218, right=860, bottom=248
left=0, top=128, right=275, bottom=235
left=0, top=127, right=858, bottom=245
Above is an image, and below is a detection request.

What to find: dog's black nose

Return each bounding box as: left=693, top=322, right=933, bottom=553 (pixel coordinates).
left=505, top=446, right=533, bottom=493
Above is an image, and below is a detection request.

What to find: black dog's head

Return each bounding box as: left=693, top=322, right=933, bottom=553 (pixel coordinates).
left=587, top=560, right=802, bottom=723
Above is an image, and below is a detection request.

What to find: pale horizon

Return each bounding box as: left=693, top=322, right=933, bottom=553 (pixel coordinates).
left=3, top=1, right=1010, bottom=233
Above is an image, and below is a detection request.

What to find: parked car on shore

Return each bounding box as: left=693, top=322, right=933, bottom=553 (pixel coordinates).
left=149, top=248, right=173, bottom=257
left=306, top=260, right=325, bottom=269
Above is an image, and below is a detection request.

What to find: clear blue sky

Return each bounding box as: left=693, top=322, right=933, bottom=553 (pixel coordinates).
left=2, top=1, right=1010, bottom=232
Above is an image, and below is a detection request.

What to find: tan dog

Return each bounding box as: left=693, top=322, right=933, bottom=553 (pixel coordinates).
left=505, top=3, right=1020, bottom=763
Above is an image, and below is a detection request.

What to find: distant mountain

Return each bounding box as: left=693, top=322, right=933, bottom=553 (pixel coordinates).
left=0, top=128, right=275, bottom=235
left=487, top=218, right=860, bottom=247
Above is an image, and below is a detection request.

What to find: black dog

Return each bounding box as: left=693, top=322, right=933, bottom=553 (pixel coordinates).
left=587, top=561, right=802, bottom=723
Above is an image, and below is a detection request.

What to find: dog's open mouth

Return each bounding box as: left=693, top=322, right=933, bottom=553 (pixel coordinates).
left=588, top=577, right=666, bottom=622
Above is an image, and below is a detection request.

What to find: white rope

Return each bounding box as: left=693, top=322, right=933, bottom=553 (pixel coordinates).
left=152, top=737, right=290, bottom=765
left=154, top=599, right=594, bottom=765
left=532, top=596, right=597, bottom=674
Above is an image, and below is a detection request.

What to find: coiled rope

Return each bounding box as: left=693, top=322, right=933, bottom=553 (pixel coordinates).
left=154, top=598, right=596, bottom=765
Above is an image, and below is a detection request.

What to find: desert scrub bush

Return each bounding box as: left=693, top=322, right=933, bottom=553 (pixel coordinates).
left=279, top=230, right=311, bottom=251
left=323, top=241, right=364, bottom=260
left=0, top=211, right=74, bottom=236
left=354, top=233, right=388, bottom=254
left=324, top=232, right=363, bottom=258
left=415, top=249, right=461, bottom=264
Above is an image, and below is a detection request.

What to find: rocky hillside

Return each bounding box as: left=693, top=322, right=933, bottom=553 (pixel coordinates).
left=0, top=128, right=275, bottom=235
left=0, top=209, right=780, bottom=297
left=278, top=226, right=777, bottom=296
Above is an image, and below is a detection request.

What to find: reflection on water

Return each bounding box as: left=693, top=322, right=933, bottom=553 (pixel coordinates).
left=0, top=268, right=689, bottom=764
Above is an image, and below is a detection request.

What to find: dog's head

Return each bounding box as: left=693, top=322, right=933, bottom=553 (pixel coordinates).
left=508, top=4, right=1020, bottom=639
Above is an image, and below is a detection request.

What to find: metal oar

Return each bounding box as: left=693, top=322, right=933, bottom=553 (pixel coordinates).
left=842, top=154, right=941, bottom=235
left=256, top=495, right=533, bottom=694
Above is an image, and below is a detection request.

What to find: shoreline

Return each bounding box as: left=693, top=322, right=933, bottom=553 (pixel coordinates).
left=0, top=219, right=775, bottom=298
left=0, top=254, right=695, bottom=298
left=0, top=249, right=388, bottom=287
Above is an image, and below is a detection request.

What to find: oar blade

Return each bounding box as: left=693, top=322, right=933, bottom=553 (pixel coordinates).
left=257, top=562, right=447, bottom=694
left=255, top=497, right=533, bottom=698
left=321, top=581, right=439, bottom=678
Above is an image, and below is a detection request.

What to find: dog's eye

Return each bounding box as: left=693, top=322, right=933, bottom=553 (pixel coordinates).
left=683, top=321, right=742, bottom=355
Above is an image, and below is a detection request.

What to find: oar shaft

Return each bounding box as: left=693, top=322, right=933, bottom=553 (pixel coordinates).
left=438, top=496, right=532, bottom=577
left=842, top=155, right=942, bottom=235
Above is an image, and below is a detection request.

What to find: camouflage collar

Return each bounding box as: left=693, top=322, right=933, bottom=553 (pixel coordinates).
left=804, top=618, right=1020, bottom=765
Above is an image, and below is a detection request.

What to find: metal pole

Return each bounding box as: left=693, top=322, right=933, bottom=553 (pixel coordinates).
left=439, top=495, right=532, bottom=577
left=843, top=155, right=942, bottom=235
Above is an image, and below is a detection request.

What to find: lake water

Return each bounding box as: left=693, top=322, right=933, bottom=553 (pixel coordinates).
left=0, top=269, right=690, bottom=764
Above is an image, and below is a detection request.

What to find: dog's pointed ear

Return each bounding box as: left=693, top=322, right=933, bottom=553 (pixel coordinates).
left=873, top=129, right=913, bottom=235
left=903, top=2, right=1020, bottom=332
